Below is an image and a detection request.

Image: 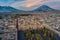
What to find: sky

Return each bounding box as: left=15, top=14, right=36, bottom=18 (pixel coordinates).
left=0, top=0, right=60, bottom=11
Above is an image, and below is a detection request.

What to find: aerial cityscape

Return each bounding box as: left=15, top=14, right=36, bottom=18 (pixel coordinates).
left=0, top=0, right=60, bottom=40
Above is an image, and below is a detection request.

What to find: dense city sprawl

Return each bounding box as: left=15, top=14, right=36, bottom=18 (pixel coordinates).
left=0, top=13, right=60, bottom=40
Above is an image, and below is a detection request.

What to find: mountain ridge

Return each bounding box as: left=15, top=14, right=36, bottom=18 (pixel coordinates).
left=32, top=5, right=55, bottom=12
left=0, top=6, right=20, bottom=12
left=0, top=5, right=59, bottom=12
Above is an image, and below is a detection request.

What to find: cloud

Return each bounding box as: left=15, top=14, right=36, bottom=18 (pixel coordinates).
left=11, top=0, right=60, bottom=7
left=45, top=2, right=60, bottom=10
left=24, top=0, right=43, bottom=7
left=0, top=0, right=13, bottom=6
left=11, top=0, right=44, bottom=11
left=11, top=0, right=43, bottom=7
left=10, top=0, right=60, bottom=11
left=0, top=0, right=24, bottom=6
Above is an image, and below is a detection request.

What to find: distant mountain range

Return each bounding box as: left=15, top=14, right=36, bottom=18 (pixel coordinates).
left=0, top=5, right=58, bottom=12
left=33, top=5, right=55, bottom=12
left=0, top=6, right=20, bottom=12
